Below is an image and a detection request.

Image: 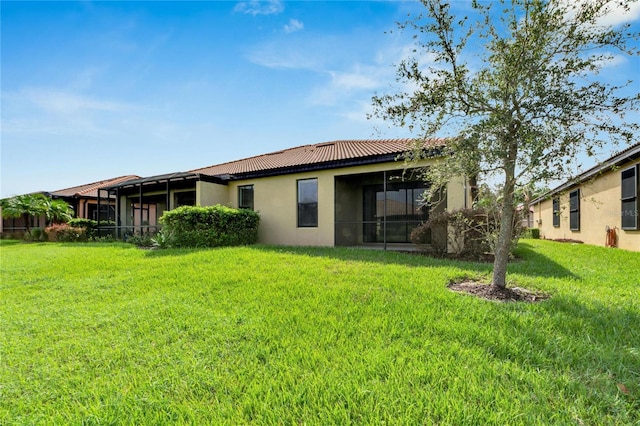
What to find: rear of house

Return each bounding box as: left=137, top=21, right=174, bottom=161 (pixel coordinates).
left=0, top=175, right=139, bottom=238
left=532, top=143, right=640, bottom=251
left=102, top=139, right=472, bottom=250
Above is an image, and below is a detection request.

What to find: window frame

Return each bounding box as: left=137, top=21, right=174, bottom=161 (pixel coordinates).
left=552, top=197, right=560, bottom=227
left=569, top=189, right=580, bottom=231
left=621, top=164, right=639, bottom=230
left=297, top=178, right=318, bottom=228
left=238, top=185, right=254, bottom=210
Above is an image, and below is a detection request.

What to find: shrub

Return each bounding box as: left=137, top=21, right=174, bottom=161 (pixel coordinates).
left=159, top=205, right=260, bottom=248
left=68, top=219, right=117, bottom=239
left=30, top=228, right=46, bottom=242
left=411, top=207, right=522, bottom=259
left=68, top=218, right=97, bottom=238
left=45, top=224, right=87, bottom=242
left=127, top=233, right=156, bottom=248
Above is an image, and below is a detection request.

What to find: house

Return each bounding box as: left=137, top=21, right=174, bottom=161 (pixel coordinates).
left=0, top=175, right=139, bottom=237
left=49, top=175, right=140, bottom=221
left=0, top=191, right=50, bottom=237
left=531, top=143, right=640, bottom=251
left=101, top=139, right=473, bottom=249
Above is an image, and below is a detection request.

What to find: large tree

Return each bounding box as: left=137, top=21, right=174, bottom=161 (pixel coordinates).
left=372, top=0, right=639, bottom=289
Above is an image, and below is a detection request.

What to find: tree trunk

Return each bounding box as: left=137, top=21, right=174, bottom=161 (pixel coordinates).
left=22, top=213, right=31, bottom=237
left=492, top=141, right=518, bottom=289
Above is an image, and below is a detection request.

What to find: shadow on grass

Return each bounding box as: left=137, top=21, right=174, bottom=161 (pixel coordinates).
left=510, top=241, right=579, bottom=280
left=137, top=241, right=576, bottom=282
left=463, top=295, right=640, bottom=410
left=254, top=243, right=578, bottom=281
left=0, top=239, right=24, bottom=247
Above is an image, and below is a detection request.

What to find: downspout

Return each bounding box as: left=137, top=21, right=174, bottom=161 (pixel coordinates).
left=464, top=177, right=468, bottom=210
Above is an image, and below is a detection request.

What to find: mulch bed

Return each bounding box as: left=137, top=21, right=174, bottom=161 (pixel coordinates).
left=448, top=279, right=550, bottom=303
left=550, top=238, right=583, bottom=244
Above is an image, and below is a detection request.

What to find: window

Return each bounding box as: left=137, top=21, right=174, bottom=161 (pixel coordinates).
left=362, top=181, right=429, bottom=243
left=175, top=191, right=196, bottom=207
left=297, top=178, right=318, bottom=227
left=552, top=197, right=560, bottom=227
left=569, top=189, right=580, bottom=231
left=238, top=185, right=254, bottom=210
left=621, top=165, right=639, bottom=230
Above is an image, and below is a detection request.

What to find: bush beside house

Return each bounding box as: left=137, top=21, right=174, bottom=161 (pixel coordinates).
left=159, top=205, right=260, bottom=248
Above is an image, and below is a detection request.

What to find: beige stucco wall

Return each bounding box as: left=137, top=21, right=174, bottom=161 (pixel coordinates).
left=196, top=181, right=229, bottom=207
left=223, top=160, right=470, bottom=247
left=534, top=159, right=640, bottom=251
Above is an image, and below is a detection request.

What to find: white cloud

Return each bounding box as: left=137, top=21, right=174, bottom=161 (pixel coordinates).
left=592, top=53, right=628, bottom=68
left=234, top=0, right=284, bottom=16
left=19, top=89, right=133, bottom=115
left=596, top=0, right=640, bottom=26
left=283, top=19, right=304, bottom=34
left=558, top=0, right=640, bottom=27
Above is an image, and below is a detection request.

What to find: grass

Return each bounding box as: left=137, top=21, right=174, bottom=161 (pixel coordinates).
left=1, top=239, right=638, bottom=425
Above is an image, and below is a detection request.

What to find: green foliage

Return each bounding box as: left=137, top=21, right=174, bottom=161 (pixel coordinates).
left=1, top=240, right=638, bottom=424
left=524, top=228, right=541, bottom=239
left=1, top=194, right=73, bottom=238
left=29, top=228, right=46, bottom=242
left=68, top=218, right=97, bottom=229
left=411, top=207, right=522, bottom=259
left=67, top=219, right=117, bottom=240
left=159, top=205, right=260, bottom=248
left=126, top=233, right=156, bottom=248
left=372, top=0, right=639, bottom=288
left=44, top=198, right=73, bottom=224
left=44, top=224, right=87, bottom=242
left=0, top=193, right=49, bottom=237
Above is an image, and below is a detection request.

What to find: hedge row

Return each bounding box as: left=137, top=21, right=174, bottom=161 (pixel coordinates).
left=159, top=205, right=260, bottom=248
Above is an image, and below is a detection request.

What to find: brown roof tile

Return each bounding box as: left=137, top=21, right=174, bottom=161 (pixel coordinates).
left=50, top=175, right=140, bottom=198
left=191, top=138, right=445, bottom=177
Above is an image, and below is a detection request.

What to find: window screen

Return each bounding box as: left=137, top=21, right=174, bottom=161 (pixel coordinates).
left=552, top=197, right=560, bottom=227
left=297, top=179, right=318, bottom=227
left=238, top=185, right=254, bottom=210
left=621, top=165, right=638, bottom=230
left=569, top=189, right=580, bottom=231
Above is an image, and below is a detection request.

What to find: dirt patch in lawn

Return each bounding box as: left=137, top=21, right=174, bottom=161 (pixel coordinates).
left=448, top=279, right=550, bottom=303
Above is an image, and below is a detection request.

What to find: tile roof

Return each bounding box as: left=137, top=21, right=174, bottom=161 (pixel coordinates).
left=50, top=175, right=140, bottom=198
left=191, top=138, right=446, bottom=177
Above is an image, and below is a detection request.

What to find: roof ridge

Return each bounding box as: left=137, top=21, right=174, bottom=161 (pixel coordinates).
left=188, top=138, right=421, bottom=173
left=50, top=174, right=140, bottom=196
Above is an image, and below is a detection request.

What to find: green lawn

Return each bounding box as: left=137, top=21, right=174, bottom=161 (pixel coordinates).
left=1, top=239, right=638, bottom=425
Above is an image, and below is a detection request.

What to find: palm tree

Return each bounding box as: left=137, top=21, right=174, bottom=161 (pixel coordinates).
left=44, top=198, right=73, bottom=225
left=0, top=194, right=48, bottom=237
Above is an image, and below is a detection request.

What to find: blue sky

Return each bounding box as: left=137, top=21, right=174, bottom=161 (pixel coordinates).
left=1, top=0, right=639, bottom=198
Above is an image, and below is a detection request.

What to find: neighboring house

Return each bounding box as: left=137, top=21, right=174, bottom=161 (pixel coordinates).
left=0, top=191, right=49, bottom=236
left=0, top=175, right=139, bottom=237
left=516, top=203, right=534, bottom=228
left=50, top=175, right=140, bottom=221
left=102, top=139, right=473, bottom=250
left=531, top=143, right=640, bottom=251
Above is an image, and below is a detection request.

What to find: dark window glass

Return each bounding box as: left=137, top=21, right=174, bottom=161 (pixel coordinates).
left=298, top=179, right=318, bottom=227
left=621, top=166, right=638, bottom=230
left=175, top=191, right=196, bottom=207
left=552, top=197, right=560, bottom=227
left=362, top=181, right=429, bottom=243
left=569, top=189, right=580, bottom=231
left=238, top=185, right=254, bottom=210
